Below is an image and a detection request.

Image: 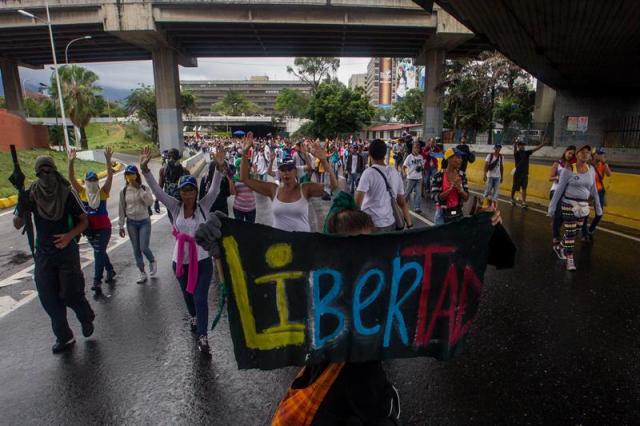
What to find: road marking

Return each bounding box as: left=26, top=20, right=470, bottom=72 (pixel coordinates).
left=0, top=211, right=168, bottom=319
left=410, top=211, right=435, bottom=226
left=468, top=189, right=640, bottom=243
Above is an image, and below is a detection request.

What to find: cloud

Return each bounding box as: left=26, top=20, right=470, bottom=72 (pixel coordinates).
left=10, top=57, right=370, bottom=99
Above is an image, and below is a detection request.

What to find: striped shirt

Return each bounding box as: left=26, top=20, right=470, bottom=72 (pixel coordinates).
left=233, top=181, right=256, bottom=212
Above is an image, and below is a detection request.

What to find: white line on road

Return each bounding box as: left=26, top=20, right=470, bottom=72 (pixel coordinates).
left=468, top=190, right=640, bottom=243
left=410, top=211, right=435, bottom=226
left=0, top=212, right=168, bottom=318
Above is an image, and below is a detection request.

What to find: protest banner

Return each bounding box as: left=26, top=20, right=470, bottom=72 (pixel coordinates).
left=219, top=214, right=499, bottom=370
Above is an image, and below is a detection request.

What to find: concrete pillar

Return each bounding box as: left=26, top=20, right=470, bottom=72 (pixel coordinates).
left=422, top=49, right=445, bottom=139
left=1, top=61, right=24, bottom=117
left=533, top=80, right=556, bottom=124
left=152, top=48, right=183, bottom=153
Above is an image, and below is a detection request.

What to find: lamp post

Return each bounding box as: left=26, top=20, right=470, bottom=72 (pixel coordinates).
left=18, top=2, right=71, bottom=151
left=65, top=35, right=91, bottom=65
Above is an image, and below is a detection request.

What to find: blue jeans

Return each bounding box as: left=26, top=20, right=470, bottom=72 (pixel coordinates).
left=434, top=207, right=445, bottom=225
left=173, top=258, right=213, bottom=337
left=85, top=228, right=113, bottom=285
left=483, top=177, right=501, bottom=200
left=582, top=189, right=605, bottom=236
left=126, top=218, right=155, bottom=270
left=423, top=166, right=437, bottom=194
left=347, top=172, right=360, bottom=194
left=405, top=178, right=422, bottom=211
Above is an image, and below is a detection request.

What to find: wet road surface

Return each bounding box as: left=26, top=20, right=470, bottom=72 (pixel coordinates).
left=1, top=176, right=639, bottom=425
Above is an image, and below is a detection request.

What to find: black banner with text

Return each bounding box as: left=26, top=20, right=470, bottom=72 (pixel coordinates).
left=219, top=215, right=495, bottom=370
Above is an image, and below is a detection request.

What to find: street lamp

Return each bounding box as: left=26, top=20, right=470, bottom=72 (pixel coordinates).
left=65, top=35, right=91, bottom=64
left=17, top=3, right=71, bottom=151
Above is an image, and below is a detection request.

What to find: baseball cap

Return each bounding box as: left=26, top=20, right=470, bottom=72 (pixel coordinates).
left=177, top=175, right=197, bottom=190
left=494, top=144, right=503, bottom=149
left=444, top=147, right=466, bottom=160
left=124, top=165, right=138, bottom=174
left=278, top=161, right=296, bottom=171
left=85, top=171, right=98, bottom=181
left=595, top=146, right=606, bottom=154
left=577, top=144, right=592, bottom=153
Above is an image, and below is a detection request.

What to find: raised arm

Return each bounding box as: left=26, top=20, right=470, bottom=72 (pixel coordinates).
left=303, top=142, right=338, bottom=198
left=139, top=146, right=180, bottom=214
left=531, top=137, right=549, bottom=154
left=67, top=149, right=84, bottom=193
left=101, top=147, right=114, bottom=195
left=199, top=145, right=225, bottom=211
left=240, top=137, right=277, bottom=199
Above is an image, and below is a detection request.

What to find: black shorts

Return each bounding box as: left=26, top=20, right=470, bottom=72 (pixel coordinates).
left=512, top=173, right=528, bottom=192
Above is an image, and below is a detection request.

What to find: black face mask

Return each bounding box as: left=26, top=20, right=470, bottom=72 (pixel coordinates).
left=168, top=159, right=176, bottom=166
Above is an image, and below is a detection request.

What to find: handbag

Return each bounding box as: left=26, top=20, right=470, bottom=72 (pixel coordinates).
left=371, top=166, right=405, bottom=230
left=441, top=206, right=464, bottom=223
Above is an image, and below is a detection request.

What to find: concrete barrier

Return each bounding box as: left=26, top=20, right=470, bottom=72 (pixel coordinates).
left=465, top=159, right=640, bottom=230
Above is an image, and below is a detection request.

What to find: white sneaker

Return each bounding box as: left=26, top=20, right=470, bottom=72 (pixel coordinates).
left=136, top=271, right=147, bottom=283
left=566, top=257, right=576, bottom=271
left=149, top=261, right=157, bottom=277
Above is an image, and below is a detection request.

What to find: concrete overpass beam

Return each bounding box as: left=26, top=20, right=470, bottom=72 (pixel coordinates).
left=0, top=60, right=24, bottom=117
left=152, top=48, right=183, bottom=153
left=422, top=49, right=445, bottom=139
left=533, top=80, right=556, bottom=124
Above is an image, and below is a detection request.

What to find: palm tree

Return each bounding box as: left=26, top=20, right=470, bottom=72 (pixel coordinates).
left=50, top=65, right=102, bottom=149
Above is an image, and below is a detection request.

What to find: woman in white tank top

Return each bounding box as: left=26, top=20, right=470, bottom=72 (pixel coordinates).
left=239, top=134, right=338, bottom=232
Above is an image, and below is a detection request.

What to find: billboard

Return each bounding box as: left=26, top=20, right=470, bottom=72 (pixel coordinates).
left=379, top=58, right=393, bottom=108
left=567, top=116, right=588, bottom=132
left=394, top=58, right=418, bottom=100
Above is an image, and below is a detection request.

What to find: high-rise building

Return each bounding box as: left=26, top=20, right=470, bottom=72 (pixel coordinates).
left=348, top=73, right=367, bottom=90
left=180, top=76, right=312, bottom=116
left=365, top=58, right=424, bottom=108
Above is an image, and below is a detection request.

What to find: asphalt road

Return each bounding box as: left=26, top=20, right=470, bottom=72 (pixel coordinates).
left=1, top=172, right=639, bottom=425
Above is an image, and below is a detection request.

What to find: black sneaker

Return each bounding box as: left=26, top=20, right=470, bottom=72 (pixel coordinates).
left=92, top=287, right=103, bottom=298
left=81, top=321, right=94, bottom=338
left=105, top=270, right=117, bottom=284
left=190, top=317, right=197, bottom=333
left=52, top=337, right=75, bottom=354
left=197, top=336, right=210, bottom=355
left=91, top=282, right=101, bottom=291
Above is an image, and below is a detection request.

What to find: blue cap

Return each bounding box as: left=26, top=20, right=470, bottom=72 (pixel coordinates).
left=494, top=144, right=503, bottom=149
left=85, top=171, right=98, bottom=181
left=178, top=175, right=197, bottom=190
left=125, top=165, right=138, bottom=174
left=596, top=146, right=606, bottom=154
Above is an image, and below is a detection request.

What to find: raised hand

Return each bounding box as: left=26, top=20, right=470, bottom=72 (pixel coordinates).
left=140, top=146, right=152, bottom=170
left=311, top=141, right=328, bottom=161
left=104, top=146, right=113, bottom=163
left=68, top=149, right=77, bottom=163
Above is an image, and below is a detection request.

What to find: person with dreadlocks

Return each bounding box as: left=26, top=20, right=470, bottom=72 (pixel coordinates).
left=156, top=148, right=189, bottom=221
left=13, top=156, right=95, bottom=354
left=68, top=147, right=116, bottom=296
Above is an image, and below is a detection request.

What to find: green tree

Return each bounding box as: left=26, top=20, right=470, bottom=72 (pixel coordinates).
left=443, top=51, right=533, bottom=139
left=125, top=85, right=200, bottom=143
left=287, top=57, right=340, bottom=93
left=375, top=107, right=394, bottom=123
left=211, top=90, right=259, bottom=116
left=391, top=88, right=423, bottom=123
left=0, top=96, right=5, bottom=108
left=181, top=89, right=198, bottom=118
left=49, top=65, right=102, bottom=149
left=274, top=88, right=309, bottom=118
left=305, top=82, right=375, bottom=138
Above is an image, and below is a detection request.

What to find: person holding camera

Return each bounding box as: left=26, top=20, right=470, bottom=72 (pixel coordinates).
left=403, top=141, right=426, bottom=214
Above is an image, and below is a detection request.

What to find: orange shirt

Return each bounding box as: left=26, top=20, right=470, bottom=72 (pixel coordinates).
left=594, top=162, right=607, bottom=192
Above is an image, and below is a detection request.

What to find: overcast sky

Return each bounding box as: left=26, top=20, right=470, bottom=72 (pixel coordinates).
left=13, top=57, right=370, bottom=100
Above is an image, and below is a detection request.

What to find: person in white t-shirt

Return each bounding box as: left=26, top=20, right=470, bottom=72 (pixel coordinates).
left=355, top=139, right=412, bottom=232
left=483, top=144, right=504, bottom=200
left=253, top=144, right=269, bottom=181
left=403, top=141, right=426, bottom=213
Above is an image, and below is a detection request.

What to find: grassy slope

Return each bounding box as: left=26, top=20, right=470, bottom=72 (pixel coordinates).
left=86, top=122, right=158, bottom=155
left=0, top=149, right=104, bottom=198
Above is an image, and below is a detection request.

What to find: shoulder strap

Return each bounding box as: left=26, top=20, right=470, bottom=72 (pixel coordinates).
left=371, top=166, right=391, bottom=191
left=198, top=203, right=207, bottom=221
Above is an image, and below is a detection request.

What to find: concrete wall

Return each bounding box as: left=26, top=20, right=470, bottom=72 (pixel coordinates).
left=553, top=91, right=640, bottom=148
left=0, top=109, right=49, bottom=152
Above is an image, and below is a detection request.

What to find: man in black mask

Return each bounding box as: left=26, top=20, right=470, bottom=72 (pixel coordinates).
left=156, top=148, right=189, bottom=222
left=13, top=156, right=95, bottom=354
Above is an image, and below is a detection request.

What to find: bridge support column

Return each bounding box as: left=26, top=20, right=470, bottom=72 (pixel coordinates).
left=422, top=49, right=445, bottom=139
left=152, top=48, right=183, bottom=153
left=533, top=81, right=556, bottom=125
left=1, top=61, right=24, bottom=117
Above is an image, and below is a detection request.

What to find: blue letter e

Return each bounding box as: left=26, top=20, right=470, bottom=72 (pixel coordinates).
left=312, top=269, right=345, bottom=349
